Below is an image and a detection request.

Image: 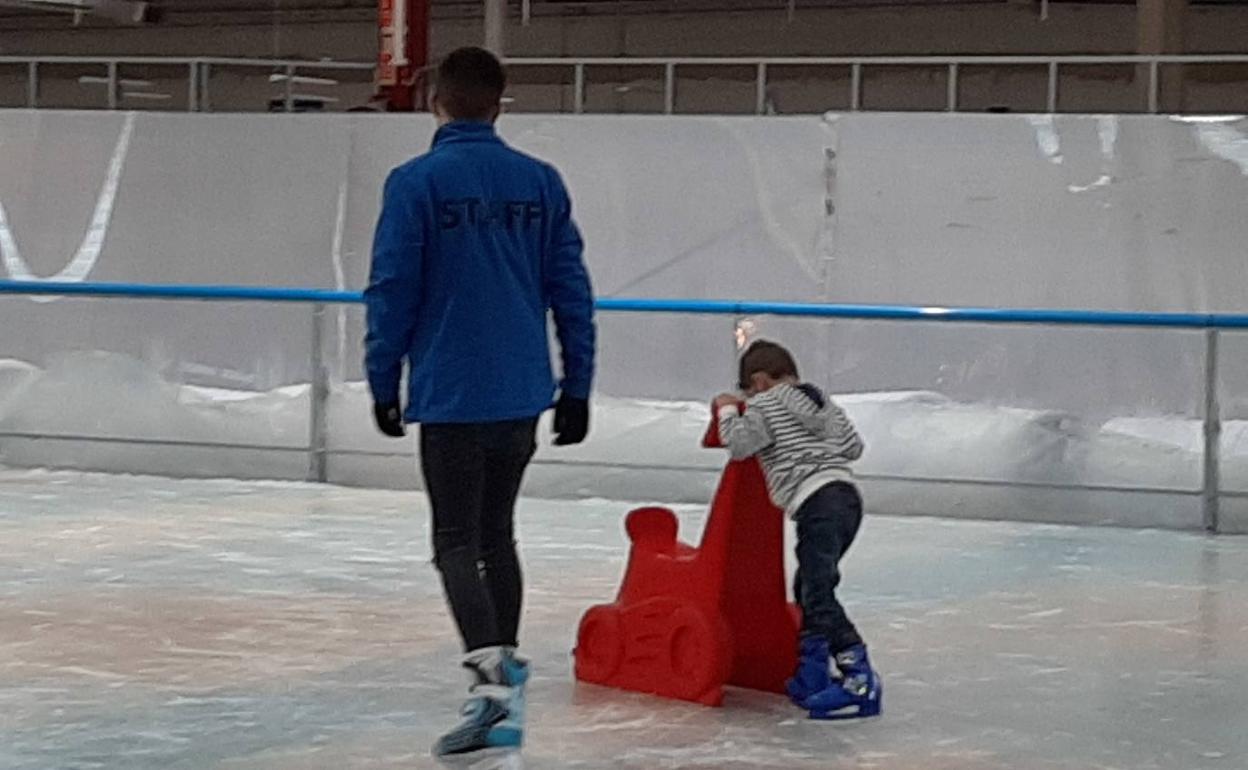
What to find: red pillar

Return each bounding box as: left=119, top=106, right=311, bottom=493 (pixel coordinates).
left=378, top=0, right=429, bottom=112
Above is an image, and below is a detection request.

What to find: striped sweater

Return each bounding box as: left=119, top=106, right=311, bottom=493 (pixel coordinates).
left=718, top=382, right=864, bottom=517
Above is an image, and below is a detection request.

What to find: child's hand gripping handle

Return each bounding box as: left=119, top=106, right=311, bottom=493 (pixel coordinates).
left=702, top=395, right=744, bottom=449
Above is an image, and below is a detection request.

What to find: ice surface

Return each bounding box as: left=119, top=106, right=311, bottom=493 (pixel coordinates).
left=1, top=470, right=1245, bottom=769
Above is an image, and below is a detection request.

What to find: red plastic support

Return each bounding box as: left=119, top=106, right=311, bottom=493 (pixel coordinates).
left=573, top=404, right=801, bottom=706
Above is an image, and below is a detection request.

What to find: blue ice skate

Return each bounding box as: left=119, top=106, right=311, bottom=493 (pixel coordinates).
left=805, top=643, right=882, bottom=720
left=434, top=647, right=530, bottom=763
left=785, top=635, right=832, bottom=706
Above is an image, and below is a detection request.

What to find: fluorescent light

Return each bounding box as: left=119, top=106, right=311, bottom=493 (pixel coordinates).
left=5, top=0, right=95, bottom=9
left=1171, top=115, right=1245, bottom=124
left=268, top=73, right=339, bottom=87
left=122, top=91, right=171, bottom=100
left=271, top=93, right=340, bottom=103
left=78, top=76, right=155, bottom=88
left=4, top=0, right=158, bottom=24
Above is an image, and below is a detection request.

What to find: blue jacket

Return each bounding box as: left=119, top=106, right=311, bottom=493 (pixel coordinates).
left=364, top=121, right=595, bottom=424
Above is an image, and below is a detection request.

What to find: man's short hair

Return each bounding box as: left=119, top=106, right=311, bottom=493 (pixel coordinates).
left=435, top=47, right=506, bottom=121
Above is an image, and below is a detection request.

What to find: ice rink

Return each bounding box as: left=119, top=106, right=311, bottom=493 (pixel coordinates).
left=2, top=468, right=1246, bottom=770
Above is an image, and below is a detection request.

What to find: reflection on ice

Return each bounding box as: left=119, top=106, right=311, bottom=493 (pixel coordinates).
left=0, top=471, right=1245, bottom=768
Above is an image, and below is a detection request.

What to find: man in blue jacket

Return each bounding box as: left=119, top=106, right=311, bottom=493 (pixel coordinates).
left=364, top=47, right=595, bottom=760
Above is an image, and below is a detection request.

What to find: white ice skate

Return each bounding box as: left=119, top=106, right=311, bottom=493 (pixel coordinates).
left=434, top=647, right=529, bottom=768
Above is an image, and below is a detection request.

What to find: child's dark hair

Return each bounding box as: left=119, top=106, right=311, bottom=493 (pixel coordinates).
left=434, top=47, right=506, bottom=121
left=738, top=340, right=799, bottom=390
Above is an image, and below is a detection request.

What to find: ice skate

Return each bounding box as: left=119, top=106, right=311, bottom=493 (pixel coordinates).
left=785, top=635, right=832, bottom=706
left=805, top=643, right=882, bottom=720
left=433, top=647, right=530, bottom=764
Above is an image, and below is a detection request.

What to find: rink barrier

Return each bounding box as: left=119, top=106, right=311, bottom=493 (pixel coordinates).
left=0, top=279, right=1237, bottom=532
left=6, top=54, right=1248, bottom=114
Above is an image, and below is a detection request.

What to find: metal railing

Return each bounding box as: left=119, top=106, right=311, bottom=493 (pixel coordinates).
left=512, top=54, right=1248, bottom=115
left=0, top=56, right=375, bottom=113
left=4, top=54, right=1248, bottom=113
left=0, top=278, right=1241, bottom=533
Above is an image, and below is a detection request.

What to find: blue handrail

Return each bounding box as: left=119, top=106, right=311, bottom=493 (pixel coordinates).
left=2, top=279, right=1247, bottom=330
left=0, top=280, right=362, bottom=305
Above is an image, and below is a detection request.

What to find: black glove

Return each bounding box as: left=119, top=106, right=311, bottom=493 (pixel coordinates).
left=553, top=395, right=589, bottom=446
left=373, top=402, right=406, bottom=438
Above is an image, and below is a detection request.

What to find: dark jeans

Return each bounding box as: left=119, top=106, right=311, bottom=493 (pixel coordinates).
left=420, top=418, right=538, bottom=652
left=793, top=481, right=865, bottom=654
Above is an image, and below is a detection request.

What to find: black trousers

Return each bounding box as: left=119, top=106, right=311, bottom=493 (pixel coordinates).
left=420, top=418, right=538, bottom=652
left=793, top=482, right=865, bottom=654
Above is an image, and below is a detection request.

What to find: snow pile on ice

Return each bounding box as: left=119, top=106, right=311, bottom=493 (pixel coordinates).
left=0, top=352, right=1237, bottom=530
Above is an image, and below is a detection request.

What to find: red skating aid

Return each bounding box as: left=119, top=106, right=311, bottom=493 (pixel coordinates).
left=573, top=403, right=801, bottom=706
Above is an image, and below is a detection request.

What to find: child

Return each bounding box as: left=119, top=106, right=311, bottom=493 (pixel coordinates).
left=714, top=339, right=881, bottom=720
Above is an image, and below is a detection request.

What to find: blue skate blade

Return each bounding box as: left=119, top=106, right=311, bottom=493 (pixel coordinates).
left=809, top=702, right=882, bottom=720
left=435, top=747, right=524, bottom=770
left=809, top=688, right=883, bottom=721
left=807, top=678, right=883, bottom=720
left=435, top=725, right=522, bottom=758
